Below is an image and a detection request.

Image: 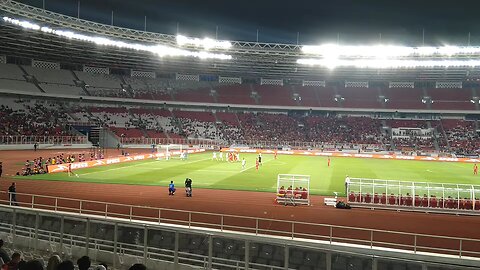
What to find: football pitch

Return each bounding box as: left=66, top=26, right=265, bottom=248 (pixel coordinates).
left=20, top=152, right=479, bottom=195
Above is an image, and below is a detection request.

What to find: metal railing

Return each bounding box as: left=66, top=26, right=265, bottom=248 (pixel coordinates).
left=0, top=135, right=88, bottom=145
left=120, top=137, right=218, bottom=147
left=2, top=191, right=480, bottom=259
left=120, top=137, right=385, bottom=150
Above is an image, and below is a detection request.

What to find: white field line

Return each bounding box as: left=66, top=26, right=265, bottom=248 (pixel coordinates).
left=240, top=158, right=275, bottom=172
left=78, top=157, right=211, bottom=176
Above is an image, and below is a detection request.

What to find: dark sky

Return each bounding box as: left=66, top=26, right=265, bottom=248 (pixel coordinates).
left=14, top=0, right=480, bottom=45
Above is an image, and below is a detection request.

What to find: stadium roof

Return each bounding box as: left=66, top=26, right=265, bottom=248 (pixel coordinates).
left=2, top=0, right=480, bottom=81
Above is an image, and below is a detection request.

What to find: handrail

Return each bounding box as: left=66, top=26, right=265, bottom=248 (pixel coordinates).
left=4, top=190, right=479, bottom=241
left=0, top=135, right=88, bottom=145
left=2, top=190, right=480, bottom=258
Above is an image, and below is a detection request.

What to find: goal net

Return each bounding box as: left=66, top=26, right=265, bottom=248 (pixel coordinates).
left=276, top=174, right=311, bottom=206
left=156, top=144, right=184, bottom=160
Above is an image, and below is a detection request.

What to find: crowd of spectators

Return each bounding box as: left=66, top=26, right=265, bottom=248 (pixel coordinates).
left=393, top=137, right=435, bottom=151
left=17, top=153, right=101, bottom=176
left=0, top=240, right=147, bottom=270
left=0, top=101, right=72, bottom=137
left=177, top=118, right=218, bottom=140
left=1, top=99, right=479, bottom=155
left=17, top=158, right=47, bottom=176
left=441, top=121, right=480, bottom=156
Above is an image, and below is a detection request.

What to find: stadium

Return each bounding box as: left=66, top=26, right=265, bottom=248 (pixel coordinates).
left=0, top=0, right=479, bottom=269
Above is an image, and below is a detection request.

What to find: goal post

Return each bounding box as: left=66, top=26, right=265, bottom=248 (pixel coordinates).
left=156, top=144, right=183, bottom=160
left=276, top=174, right=311, bottom=206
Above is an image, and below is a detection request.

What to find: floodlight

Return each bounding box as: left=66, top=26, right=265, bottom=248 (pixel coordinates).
left=176, top=35, right=232, bottom=50
left=3, top=16, right=232, bottom=61
left=297, top=58, right=480, bottom=69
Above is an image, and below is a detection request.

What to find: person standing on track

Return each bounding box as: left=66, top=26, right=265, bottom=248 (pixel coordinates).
left=185, top=178, right=192, bottom=197
left=0, top=162, right=3, bottom=178
left=8, top=182, right=17, bottom=206
left=344, top=175, right=350, bottom=196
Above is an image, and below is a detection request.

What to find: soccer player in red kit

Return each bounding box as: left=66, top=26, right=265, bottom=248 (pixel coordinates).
left=474, top=163, right=478, bottom=175
left=327, top=158, right=331, bottom=167
left=255, top=158, right=259, bottom=171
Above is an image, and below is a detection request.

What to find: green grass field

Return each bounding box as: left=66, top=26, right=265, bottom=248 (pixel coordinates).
left=19, top=152, right=479, bottom=195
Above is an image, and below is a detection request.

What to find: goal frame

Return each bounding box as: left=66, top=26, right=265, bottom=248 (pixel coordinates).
left=156, top=144, right=183, bottom=160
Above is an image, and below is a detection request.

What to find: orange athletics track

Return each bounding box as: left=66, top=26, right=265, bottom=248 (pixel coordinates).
left=1, top=149, right=480, bottom=256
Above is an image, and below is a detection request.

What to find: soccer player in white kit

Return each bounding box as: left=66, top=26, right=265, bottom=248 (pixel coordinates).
left=219, top=152, right=223, bottom=161
left=242, top=158, right=246, bottom=169
left=212, top=152, right=217, bottom=160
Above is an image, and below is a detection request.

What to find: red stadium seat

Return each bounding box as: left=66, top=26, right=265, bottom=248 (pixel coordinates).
left=421, top=197, right=428, bottom=207
left=446, top=199, right=455, bottom=209
left=438, top=198, right=444, bottom=208
left=414, top=196, right=421, bottom=207
left=404, top=196, right=413, bottom=206
left=475, top=200, right=480, bottom=211
left=380, top=194, right=387, bottom=204
left=373, top=194, right=380, bottom=204
left=429, top=197, right=438, bottom=208
left=348, top=192, right=356, bottom=202
left=464, top=200, right=473, bottom=210
left=364, top=194, right=372, bottom=203
left=459, top=199, right=465, bottom=210
left=388, top=195, right=396, bottom=205
left=301, top=189, right=308, bottom=199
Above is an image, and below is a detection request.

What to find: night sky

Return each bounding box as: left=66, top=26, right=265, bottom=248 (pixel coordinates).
left=13, top=0, right=480, bottom=45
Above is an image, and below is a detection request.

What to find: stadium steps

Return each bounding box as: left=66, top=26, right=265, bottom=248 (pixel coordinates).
left=210, top=85, right=219, bottom=103
left=291, top=85, right=301, bottom=106
left=18, top=65, right=45, bottom=93
left=70, top=70, right=92, bottom=96
left=250, top=84, right=260, bottom=104
left=333, top=85, right=343, bottom=108
left=212, top=111, right=220, bottom=123
left=438, top=120, right=451, bottom=149
left=428, top=121, right=441, bottom=151
left=376, top=86, right=386, bottom=109
left=235, top=113, right=243, bottom=128
left=422, top=87, right=432, bottom=110
left=119, top=76, right=135, bottom=98
left=89, top=127, right=101, bottom=145
left=312, top=87, right=321, bottom=107
left=169, top=111, right=184, bottom=138
left=382, top=120, right=396, bottom=149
